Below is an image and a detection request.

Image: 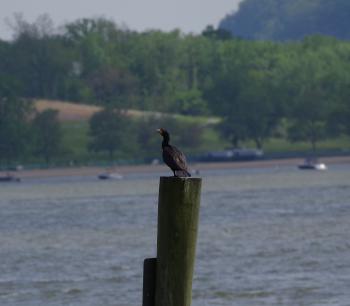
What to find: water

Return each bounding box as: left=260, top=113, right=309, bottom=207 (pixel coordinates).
left=1, top=165, right=350, bottom=306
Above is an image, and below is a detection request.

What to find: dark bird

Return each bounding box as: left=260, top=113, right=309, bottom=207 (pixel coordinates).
left=157, top=128, right=191, bottom=177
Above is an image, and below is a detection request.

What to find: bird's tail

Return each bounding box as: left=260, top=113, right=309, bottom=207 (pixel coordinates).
left=185, top=170, right=191, bottom=177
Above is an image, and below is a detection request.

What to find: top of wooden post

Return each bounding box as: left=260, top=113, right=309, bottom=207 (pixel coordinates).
left=159, top=176, right=202, bottom=182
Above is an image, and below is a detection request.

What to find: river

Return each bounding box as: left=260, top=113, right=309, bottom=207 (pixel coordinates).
left=1, top=164, right=350, bottom=305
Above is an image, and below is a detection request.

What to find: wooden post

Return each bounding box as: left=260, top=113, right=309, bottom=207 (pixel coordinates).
left=142, top=258, right=157, bottom=306
left=155, top=177, right=202, bottom=306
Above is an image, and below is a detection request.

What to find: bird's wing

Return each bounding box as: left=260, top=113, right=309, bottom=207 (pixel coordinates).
left=163, top=145, right=189, bottom=171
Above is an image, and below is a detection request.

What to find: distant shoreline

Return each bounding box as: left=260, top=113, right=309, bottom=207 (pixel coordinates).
left=3, top=155, right=350, bottom=180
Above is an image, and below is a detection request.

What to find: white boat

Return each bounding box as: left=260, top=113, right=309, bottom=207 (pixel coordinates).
left=298, top=157, right=327, bottom=170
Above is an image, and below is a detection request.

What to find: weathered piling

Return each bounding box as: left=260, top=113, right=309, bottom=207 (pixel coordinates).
left=142, top=258, right=157, bottom=306
left=155, top=176, right=202, bottom=306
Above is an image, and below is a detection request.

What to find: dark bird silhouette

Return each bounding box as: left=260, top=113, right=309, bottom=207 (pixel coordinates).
left=157, top=128, right=191, bottom=177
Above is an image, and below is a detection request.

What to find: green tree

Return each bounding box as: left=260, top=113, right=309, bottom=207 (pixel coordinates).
left=32, top=109, right=63, bottom=165
left=0, top=78, right=33, bottom=166
left=286, top=78, right=330, bottom=153
left=287, top=94, right=328, bottom=153
left=86, top=66, right=139, bottom=107
left=8, top=14, right=74, bottom=99
left=327, top=83, right=350, bottom=140
left=202, top=25, right=233, bottom=40
left=207, top=40, right=283, bottom=149
left=88, top=108, right=132, bottom=160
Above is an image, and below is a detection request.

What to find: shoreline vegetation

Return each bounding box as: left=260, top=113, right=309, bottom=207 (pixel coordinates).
left=3, top=19, right=350, bottom=167
left=2, top=19, right=350, bottom=168
left=3, top=155, right=350, bottom=180
left=1, top=99, right=348, bottom=173
left=37, top=99, right=350, bottom=158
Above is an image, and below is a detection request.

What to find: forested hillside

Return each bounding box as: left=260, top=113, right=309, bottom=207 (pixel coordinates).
left=219, top=0, right=350, bottom=41
left=1, top=15, right=350, bottom=166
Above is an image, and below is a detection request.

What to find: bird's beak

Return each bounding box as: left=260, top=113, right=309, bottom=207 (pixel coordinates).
left=156, top=129, right=162, bottom=135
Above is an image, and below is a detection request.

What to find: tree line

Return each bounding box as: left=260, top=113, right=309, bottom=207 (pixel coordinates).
left=1, top=15, right=350, bottom=166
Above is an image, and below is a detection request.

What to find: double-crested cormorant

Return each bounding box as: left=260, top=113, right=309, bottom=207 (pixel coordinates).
left=157, top=128, right=191, bottom=177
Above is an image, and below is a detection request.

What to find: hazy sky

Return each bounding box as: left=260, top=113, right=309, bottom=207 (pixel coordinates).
left=0, top=0, right=242, bottom=40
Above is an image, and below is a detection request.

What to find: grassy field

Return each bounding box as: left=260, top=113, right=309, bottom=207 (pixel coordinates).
left=35, top=100, right=101, bottom=121
left=263, top=136, right=350, bottom=153
left=35, top=99, right=221, bottom=124
left=36, top=99, right=350, bottom=164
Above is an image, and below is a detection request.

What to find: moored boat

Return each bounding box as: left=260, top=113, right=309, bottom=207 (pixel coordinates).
left=98, top=172, right=123, bottom=180
left=0, top=174, right=21, bottom=182
left=298, top=157, right=327, bottom=170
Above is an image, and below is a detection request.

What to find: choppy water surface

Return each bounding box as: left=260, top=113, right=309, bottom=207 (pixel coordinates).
left=1, top=165, right=350, bottom=306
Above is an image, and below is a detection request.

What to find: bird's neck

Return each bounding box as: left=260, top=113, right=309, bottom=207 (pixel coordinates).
left=162, top=136, right=170, bottom=148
